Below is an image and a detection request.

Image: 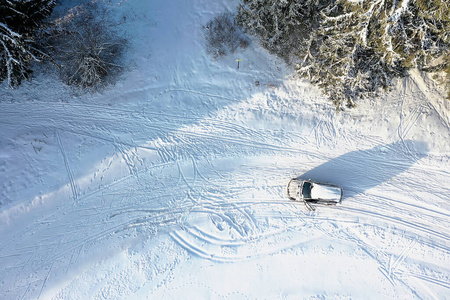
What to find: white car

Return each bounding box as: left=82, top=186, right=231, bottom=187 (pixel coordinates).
left=286, top=178, right=343, bottom=211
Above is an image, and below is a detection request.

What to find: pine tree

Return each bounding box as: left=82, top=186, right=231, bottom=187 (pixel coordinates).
left=297, top=0, right=450, bottom=108
left=237, top=0, right=450, bottom=108
left=237, top=0, right=332, bottom=61
left=295, top=1, right=403, bottom=108
left=0, top=0, right=55, bottom=87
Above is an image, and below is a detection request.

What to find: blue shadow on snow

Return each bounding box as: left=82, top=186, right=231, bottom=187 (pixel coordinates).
left=297, top=140, right=428, bottom=200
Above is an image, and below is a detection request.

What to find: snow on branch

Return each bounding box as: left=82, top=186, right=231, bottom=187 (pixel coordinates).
left=43, top=1, right=128, bottom=89
left=0, top=0, right=55, bottom=87
left=292, top=0, right=450, bottom=108
left=0, top=22, right=33, bottom=86
left=388, top=0, right=411, bottom=22
left=0, top=23, right=21, bottom=39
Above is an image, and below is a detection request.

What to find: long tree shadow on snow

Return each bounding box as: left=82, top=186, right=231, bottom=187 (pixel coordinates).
left=297, top=140, right=428, bottom=200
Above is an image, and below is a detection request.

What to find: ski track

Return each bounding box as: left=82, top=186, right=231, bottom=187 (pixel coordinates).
left=56, top=130, right=79, bottom=200
left=1, top=82, right=450, bottom=299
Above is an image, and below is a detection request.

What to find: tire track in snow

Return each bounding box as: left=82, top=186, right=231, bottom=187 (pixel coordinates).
left=306, top=216, right=444, bottom=294
left=166, top=155, right=449, bottom=269
left=2, top=101, right=306, bottom=175
left=355, top=195, right=450, bottom=236
left=2, top=83, right=449, bottom=298
left=164, top=171, right=449, bottom=287
left=15, top=144, right=444, bottom=274
left=0, top=95, right=261, bottom=141
left=336, top=205, right=450, bottom=243
left=40, top=166, right=201, bottom=246
left=408, top=272, right=450, bottom=289
left=349, top=180, right=450, bottom=224
left=3, top=101, right=446, bottom=182
left=0, top=100, right=323, bottom=159
left=311, top=220, right=398, bottom=285
left=6, top=201, right=192, bottom=290
left=0, top=160, right=201, bottom=299
left=169, top=227, right=323, bottom=263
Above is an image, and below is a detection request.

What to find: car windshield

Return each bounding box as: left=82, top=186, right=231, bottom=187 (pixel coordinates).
left=302, top=182, right=312, bottom=199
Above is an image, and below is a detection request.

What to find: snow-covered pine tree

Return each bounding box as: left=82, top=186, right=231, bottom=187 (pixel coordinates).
left=414, top=0, right=450, bottom=99
left=0, top=0, right=55, bottom=87
left=297, top=0, right=449, bottom=108
left=236, top=0, right=332, bottom=61
left=445, top=53, right=450, bottom=99
left=238, top=0, right=449, bottom=108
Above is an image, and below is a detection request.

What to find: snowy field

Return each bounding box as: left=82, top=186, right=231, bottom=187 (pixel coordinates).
left=1, top=0, right=449, bottom=299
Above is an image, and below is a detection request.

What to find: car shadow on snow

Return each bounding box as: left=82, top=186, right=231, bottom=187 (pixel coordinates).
left=296, top=140, right=429, bottom=200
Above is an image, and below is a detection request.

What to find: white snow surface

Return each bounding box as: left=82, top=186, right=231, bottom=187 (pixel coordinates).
left=1, top=0, right=449, bottom=299
left=310, top=184, right=341, bottom=202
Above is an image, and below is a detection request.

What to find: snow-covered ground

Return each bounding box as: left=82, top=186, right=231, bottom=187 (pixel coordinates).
left=1, top=0, right=449, bottom=299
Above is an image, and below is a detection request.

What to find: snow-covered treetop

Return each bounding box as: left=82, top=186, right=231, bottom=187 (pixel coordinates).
left=237, top=0, right=450, bottom=108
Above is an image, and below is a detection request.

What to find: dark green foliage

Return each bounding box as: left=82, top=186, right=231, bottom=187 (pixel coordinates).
left=443, top=53, right=450, bottom=100
left=237, top=0, right=331, bottom=61
left=237, top=0, right=450, bottom=108
left=0, top=0, right=55, bottom=86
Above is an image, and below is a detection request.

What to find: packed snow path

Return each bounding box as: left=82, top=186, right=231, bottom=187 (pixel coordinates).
left=1, top=0, right=449, bottom=299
